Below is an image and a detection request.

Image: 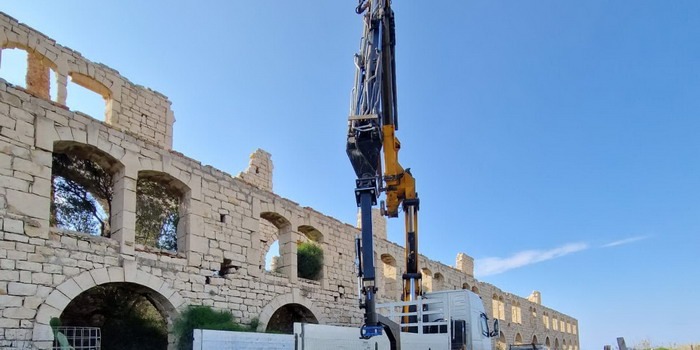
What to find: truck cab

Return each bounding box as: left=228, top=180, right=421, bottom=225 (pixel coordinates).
left=377, top=289, right=499, bottom=350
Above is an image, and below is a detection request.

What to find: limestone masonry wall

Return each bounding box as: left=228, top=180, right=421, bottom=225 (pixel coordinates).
left=0, top=11, right=579, bottom=350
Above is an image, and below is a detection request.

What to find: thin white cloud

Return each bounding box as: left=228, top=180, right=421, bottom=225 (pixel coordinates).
left=602, top=235, right=650, bottom=248
left=475, top=242, right=589, bottom=277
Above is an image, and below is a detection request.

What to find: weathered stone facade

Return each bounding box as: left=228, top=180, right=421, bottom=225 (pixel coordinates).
left=0, top=12, right=579, bottom=350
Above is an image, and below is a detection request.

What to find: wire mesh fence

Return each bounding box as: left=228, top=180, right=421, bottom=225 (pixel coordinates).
left=52, top=327, right=101, bottom=350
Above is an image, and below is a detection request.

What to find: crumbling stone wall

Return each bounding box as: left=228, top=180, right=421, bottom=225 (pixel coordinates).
left=0, top=11, right=579, bottom=350
left=0, top=13, right=174, bottom=149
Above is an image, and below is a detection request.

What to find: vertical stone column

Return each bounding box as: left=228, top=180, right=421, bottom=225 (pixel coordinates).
left=26, top=51, right=50, bottom=100
left=455, top=253, right=474, bottom=276
left=111, top=168, right=137, bottom=256
left=278, top=225, right=297, bottom=283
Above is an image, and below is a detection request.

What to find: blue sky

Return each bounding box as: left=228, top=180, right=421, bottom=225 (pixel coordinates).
left=3, top=1, right=699, bottom=349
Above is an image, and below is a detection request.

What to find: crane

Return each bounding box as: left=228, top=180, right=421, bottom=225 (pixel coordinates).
left=346, top=0, right=419, bottom=343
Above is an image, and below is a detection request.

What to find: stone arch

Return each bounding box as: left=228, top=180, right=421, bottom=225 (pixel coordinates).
left=298, top=224, right=323, bottom=243
left=257, top=291, right=325, bottom=333
left=497, top=331, right=506, bottom=350
left=136, top=170, right=191, bottom=252
left=1, top=40, right=60, bottom=101
left=471, top=285, right=479, bottom=294
left=421, top=268, right=433, bottom=292
left=546, top=337, right=551, bottom=348
left=260, top=211, right=294, bottom=278
left=51, top=141, right=125, bottom=238
left=515, top=332, right=523, bottom=344
left=32, top=267, right=185, bottom=346
left=296, top=224, right=324, bottom=281
left=555, top=338, right=560, bottom=350
left=433, top=273, right=445, bottom=291
left=380, top=253, right=399, bottom=300
left=462, top=282, right=470, bottom=290
left=532, top=335, right=538, bottom=345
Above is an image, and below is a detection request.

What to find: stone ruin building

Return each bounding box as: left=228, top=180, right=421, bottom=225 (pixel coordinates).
left=0, top=12, right=579, bottom=349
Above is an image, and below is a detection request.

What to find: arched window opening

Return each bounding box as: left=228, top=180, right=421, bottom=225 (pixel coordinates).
left=297, top=225, right=324, bottom=281
left=511, top=301, right=522, bottom=324
left=51, top=142, right=121, bottom=237
left=462, top=282, right=470, bottom=290
left=67, top=72, right=111, bottom=122
left=515, top=333, right=523, bottom=345
left=498, top=296, right=505, bottom=320
left=471, top=285, right=479, bottom=294
left=265, top=304, right=318, bottom=334
left=260, top=212, right=292, bottom=278
left=135, top=171, right=187, bottom=251
left=421, top=268, right=433, bottom=292
left=0, top=48, right=28, bottom=88
left=532, top=335, right=539, bottom=345
left=433, top=273, right=445, bottom=291
left=545, top=337, right=551, bottom=348
left=380, top=254, right=399, bottom=300
left=497, top=331, right=506, bottom=350
left=555, top=338, right=560, bottom=350
left=1, top=46, right=59, bottom=101
left=59, top=283, right=172, bottom=350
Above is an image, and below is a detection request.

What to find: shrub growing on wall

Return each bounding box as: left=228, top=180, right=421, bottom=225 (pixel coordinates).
left=297, top=241, right=323, bottom=280
left=173, top=305, right=255, bottom=350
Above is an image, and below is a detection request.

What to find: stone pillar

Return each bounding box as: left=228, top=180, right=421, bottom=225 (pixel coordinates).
left=26, top=51, right=50, bottom=100
left=279, top=226, right=297, bottom=283
left=455, top=253, right=474, bottom=276
left=237, top=149, right=273, bottom=191
left=111, top=168, right=137, bottom=256
left=527, top=290, right=541, bottom=305
left=357, top=208, right=387, bottom=240
left=56, top=73, right=68, bottom=105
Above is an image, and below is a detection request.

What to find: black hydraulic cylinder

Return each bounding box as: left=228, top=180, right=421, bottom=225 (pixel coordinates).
left=360, top=191, right=375, bottom=281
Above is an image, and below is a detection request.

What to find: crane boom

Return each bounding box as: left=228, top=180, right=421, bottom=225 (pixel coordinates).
left=346, top=0, right=420, bottom=342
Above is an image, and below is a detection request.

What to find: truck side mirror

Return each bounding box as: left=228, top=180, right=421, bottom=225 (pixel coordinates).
left=490, top=319, right=499, bottom=337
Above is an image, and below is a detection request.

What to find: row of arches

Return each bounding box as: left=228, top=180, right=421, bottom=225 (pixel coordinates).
left=50, top=141, right=189, bottom=252
left=259, top=211, right=326, bottom=282
left=497, top=332, right=579, bottom=350
left=0, top=44, right=112, bottom=121
left=38, top=267, right=322, bottom=350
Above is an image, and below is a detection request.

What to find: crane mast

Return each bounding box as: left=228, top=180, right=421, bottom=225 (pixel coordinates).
left=346, top=0, right=419, bottom=341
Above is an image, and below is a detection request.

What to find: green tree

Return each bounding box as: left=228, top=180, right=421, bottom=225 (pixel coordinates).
left=297, top=241, right=323, bottom=280
left=51, top=153, right=113, bottom=236
left=135, top=178, right=179, bottom=251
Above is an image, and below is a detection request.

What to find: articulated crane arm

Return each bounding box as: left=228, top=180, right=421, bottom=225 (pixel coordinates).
left=346, top=0, right=419, bottom=345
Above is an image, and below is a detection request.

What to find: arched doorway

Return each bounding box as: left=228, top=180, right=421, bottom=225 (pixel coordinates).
left=58, top=282, right=174, bottom=350
left=265, top=303, right=319, bottom=334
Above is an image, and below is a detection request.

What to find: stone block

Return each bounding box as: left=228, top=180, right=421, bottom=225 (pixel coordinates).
left=32, top=323, right=54, bottom=342
left=6, top=189, right=49, bottom=220
left=2, top=218, right=24, bottom=233
left=0, top=294, right=23, bottom=307
left=73, top=272, right=96, bottom=291
left=36, top=305, right=61, bottom=324
left=3, top=307, right=36, bottom=319
left=56, top=278, right=82, bottom=299
left=45, top=291, right=70, bottom=311
left=89, top=268, right=110, bottom=285
left=7, top=282, right=37, bottom=296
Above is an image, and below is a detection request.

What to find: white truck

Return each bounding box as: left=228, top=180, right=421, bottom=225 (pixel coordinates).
left=193, top=289, right=499, bottom=350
